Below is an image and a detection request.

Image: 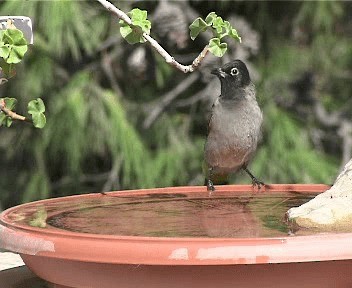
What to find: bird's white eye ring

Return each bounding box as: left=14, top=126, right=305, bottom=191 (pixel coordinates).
left=230, top=68, right=239, bottom=76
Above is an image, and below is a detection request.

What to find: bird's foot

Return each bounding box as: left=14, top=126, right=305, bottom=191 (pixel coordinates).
left=251, top=178, right=265, bottom=190
left=207, top=179, right=215, bottom=192
left=243, top=167, right=265, bottom=190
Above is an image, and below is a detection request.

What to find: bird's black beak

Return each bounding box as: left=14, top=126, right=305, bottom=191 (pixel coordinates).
left=211, top=68, right=226, bottom=78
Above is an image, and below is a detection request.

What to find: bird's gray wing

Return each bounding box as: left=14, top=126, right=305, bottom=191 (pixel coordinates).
left=206, top=98, right=219, bottom=136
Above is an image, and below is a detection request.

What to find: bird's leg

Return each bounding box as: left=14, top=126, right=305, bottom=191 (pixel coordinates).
left=207, top=179, right=215, bottom=192
left=243, top=167, right=265, bottom=189
left=206, top=167, right=215, bottom=192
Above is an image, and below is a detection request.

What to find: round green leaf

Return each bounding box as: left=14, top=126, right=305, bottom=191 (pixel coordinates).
left=189, top=17, right=208, bottom=40
left=0, top=113, right=13, bottom=128
left=32, top=113, right=46, bottom=129
left=5, top=29, right=27, bottom=46
left=0, top=112, right=6, bottom=126
left=119, top=22, right=145, bottom=44
left=129, top=8, right=151, bottom=35
left=28, top=98, right=46, bottom=128
left=2, top=31, right=14, bottom=45
left=28, top=98, right=45, bottom=114
left=0, top=45, right=10, bottom=59
left=130, top=8, right=147, bottom=22
left=5, top=116, right=12, bottom=127
left=212, top=16, right=224, bottom=34
left=208, top=38, right=228, bottom=57
left=0, top=28, right=28, bottom=64
left=205, top=12, right=217, bottom=25
left=7, top=45, right=28, bottom=64
left=4, top=97, right=17, bottom=110
left=229, top=28, right=241, bottom=43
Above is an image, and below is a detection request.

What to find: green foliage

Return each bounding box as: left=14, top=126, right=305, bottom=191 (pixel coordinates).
left=0, top=28, right=28, bottom=78
left=189, top=12, right=241, bottom=57
left=119, top=8, right=151, bottom=44
left=0, top=29, right=28, bottom=64
left=1, top=1, right=108, bottom=60
left=22, top=169, right=51, bottom=203
left=0, top=1, right=349, bottom=209
left=189, top=18, right=208, bottom=40
left=101, top=90, right=151, bottom=187
left=295, top=1, right=343, bottom=33
left=0, top=23, right=46, bottom=129
left=0, top=96, right=46, bottom=128
left=0, top=114, right=12, bottom=127
left=1, top=98, right=17, bottom=110
left=145, top=114, right=204, bottom=187
left=208, top=38, right=227, bottom=58
left=39, top=72, right=147, bottom=187
left=252, top=105, right=337, bottom=184
left=0, top=97, right=17, bottom=127
left=28, top=98, right=46, bottom=128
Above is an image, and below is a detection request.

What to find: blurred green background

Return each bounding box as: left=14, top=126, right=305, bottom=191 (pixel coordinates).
left=1, top=1, right=351, bottom=209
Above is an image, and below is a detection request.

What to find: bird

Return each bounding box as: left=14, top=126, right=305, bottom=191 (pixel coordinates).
left=204, top=59, right=264, bottom=191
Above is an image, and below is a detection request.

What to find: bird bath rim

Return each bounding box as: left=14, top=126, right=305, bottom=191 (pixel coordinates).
left=0, top=184, right=328, bottom=240
left=3, top=184, right=352, bottom=266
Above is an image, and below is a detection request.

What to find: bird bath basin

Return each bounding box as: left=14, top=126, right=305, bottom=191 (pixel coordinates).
left=1, top=184, right=352, bottom=288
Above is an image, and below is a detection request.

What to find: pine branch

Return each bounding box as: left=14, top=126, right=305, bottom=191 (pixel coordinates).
left=96, top=0, right=209, bottom=73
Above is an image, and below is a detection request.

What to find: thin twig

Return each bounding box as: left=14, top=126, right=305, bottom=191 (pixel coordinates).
left=102, top=158, right=122, bottom=192
left=313, top=100, right=341, bottom=127
left=0, top=99, right=31, bottom=124
left=143, top=72, right=199, bottom=129
left=312, top=97, right=352, bottom=169
left=338, top=120, right=352, bottom=169
left=101, top=50, right=124, bottom=97
left=96, top=0, right=209, bottom=73
left=174, top=86, right=209, bottom=108
left=0, top=78, right=8, bottom=85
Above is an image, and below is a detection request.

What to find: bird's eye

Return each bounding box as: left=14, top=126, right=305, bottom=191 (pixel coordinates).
left=230, top=68, right=239, bottom=76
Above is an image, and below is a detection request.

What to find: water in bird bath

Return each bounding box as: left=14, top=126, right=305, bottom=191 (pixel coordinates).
left=5, top=190, right=320, bottom=238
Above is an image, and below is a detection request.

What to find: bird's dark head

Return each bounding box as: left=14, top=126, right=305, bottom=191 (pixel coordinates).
left=211, top=60, right=251, bottom=98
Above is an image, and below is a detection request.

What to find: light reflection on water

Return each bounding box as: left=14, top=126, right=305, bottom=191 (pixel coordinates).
left=5, top=191, right=320, bottom=238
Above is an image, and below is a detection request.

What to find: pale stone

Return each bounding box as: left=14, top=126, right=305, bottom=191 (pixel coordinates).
left=0, top=252, right=24, bottom=271
left=287, top=159, right=352, bottom=231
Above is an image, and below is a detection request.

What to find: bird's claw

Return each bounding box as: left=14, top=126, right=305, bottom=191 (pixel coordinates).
left=252, top=178, right=265, bottom=190
left=207, top=179, right=215, bottom=192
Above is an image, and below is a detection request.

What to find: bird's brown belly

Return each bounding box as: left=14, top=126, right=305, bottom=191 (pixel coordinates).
left=204, top=139, right=254, bottom=174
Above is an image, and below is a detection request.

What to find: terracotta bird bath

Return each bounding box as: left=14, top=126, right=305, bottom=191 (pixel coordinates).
left=1, top=184, right=352, bottom=288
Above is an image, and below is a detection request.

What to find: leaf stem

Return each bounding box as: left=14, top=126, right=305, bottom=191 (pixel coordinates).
left=96, top=0, right=209, bottom=73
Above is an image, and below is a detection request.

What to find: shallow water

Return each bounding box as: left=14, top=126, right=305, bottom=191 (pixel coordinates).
left=4, top=191, right=319, bottom=238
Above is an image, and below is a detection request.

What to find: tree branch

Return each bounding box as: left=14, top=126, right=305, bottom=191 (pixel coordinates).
left=0, top=78, right=8, bottom=85
left=102, top=158, right=122, bottom=192
left=338, top=120, right=352, bottom=169
left=313, top=100, right=341, bottom=127
left=143, top=72, right=199, bottom=129
left=174, top=86, right=210, bottom=108
left=101, top=50, right=124, bottom=97
left=0, top=98, right=31, bottom=124
left=96, top=0, right=209, bottom=73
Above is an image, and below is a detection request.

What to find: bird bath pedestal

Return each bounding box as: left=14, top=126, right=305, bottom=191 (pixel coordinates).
left=1, top=184, right=352, bottom=288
